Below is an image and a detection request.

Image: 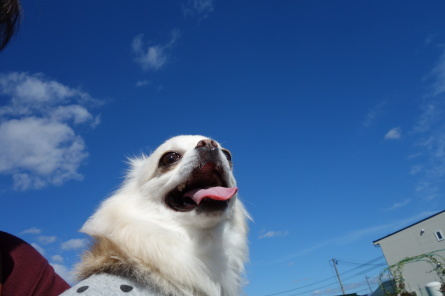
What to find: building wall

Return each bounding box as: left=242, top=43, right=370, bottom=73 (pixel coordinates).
left=375, top=212, right=445, bottom=296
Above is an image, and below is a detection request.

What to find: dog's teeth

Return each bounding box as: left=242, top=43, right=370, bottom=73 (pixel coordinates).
left=177, top=183, right=186, bottom=191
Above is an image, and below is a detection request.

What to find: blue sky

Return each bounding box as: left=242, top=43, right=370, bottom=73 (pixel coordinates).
left=1, top=0, right=445, bottom=295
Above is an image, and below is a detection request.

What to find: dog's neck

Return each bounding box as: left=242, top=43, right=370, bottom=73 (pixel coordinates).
left=77, top=220, right=246, bottom=296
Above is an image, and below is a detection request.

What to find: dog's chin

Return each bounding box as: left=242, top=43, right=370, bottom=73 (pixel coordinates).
left=164, top=169, right=232, bottom=214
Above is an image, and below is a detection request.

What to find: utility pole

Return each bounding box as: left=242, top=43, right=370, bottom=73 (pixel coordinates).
left=365, top=276, right=373, bottom=294
left=332, top=258, right=346, bottom=295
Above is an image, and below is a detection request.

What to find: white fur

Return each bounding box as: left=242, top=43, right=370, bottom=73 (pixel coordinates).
left=80, top=135, right=249, bottom=296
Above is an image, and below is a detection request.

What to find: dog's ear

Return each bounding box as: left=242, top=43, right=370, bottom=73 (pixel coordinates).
left=124, top=154, right=165, bottom=188
left=125, top=156, right=148, bottom=179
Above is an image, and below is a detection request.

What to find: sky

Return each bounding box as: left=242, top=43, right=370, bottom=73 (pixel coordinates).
left=1, top=0, right=445, bottom=295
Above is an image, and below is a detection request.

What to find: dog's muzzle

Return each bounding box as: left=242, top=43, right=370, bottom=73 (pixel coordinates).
left=164, top=139, right=237, bottom=213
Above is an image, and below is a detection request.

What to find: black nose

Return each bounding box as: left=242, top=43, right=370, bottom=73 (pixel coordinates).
left=196, top=139, right=218, bottom=150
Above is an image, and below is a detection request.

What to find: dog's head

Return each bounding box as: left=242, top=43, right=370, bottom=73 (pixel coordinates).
left=151, top=135, right=236, bottom=214
left=82, top=135, right=244, bottom=233
left=78, top=135, right=249, bottom=295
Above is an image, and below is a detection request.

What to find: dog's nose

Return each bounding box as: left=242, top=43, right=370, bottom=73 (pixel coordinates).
left=196, top=139, right=218, bottom=150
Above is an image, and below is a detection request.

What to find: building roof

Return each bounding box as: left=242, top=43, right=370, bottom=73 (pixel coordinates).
left=373, top=210, right=445, bottom=245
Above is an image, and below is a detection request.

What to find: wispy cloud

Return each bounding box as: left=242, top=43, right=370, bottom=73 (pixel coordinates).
left=259, top=230, right=290, bottom=239
left=341, top=210, right=436, bottom=244
left=412, top=102, right=442, bottom=133
left=382, top=198, right=411, bottom=211
left=132, top=30, right=180, bottom=71
left=311, top=276, right=387, bottom=296
left=19, top=228, right=78, bottom=284
left=310, top=276, right=391, bottom=296
left=31, top=243, right=45, bottom=255
left=363, top=101, right=386, bottom=128
left=182, top=0, right=214, bottom=19
left=272, top=211, right=436, bottom=264
left=135, top=80, right=150, bottom=87
left=51, top=254, right=64, bottom=263
left=384, top=127, right=402, bottom=140
left=38, top=235, right=57, bottom=245
left=0, top=72, right=101, bottom=191
left=311, top=287, right=340, bottom=296
left=415, top=180, right=439, bottom=200
left=410, top=164, right=423, bottom=175
left=21, top=227, right=42, bottom=234
left=429, top=50, right=445, bottom=97
left=410, top=48, right=445, bottom=200
left=61, top=238, right=89, bottom=250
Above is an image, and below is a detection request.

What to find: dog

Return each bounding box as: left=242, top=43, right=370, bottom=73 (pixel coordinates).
left=75, top=135, right=249, bottom=296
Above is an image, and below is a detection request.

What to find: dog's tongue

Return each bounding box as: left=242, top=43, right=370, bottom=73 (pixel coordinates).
left=184, top=187, right=238, bottom=205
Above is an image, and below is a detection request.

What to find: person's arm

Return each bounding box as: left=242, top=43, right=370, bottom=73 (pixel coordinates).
left=0, top=231, right=70, bottom=296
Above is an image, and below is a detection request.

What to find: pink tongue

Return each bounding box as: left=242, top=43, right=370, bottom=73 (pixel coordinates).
left=184, top=187, right=238, bottom=205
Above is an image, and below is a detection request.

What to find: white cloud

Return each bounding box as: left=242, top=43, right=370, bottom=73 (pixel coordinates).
left=50, top=105, right=95, bottom=125
left=38, top=235, right=57, bottom=244
left=311, top=287, right=340, bottom=296
left=384, top=127, right=401, bottom=140
left=51, top=263, right=75, bottom=284
left=343, top=211, right=436, bottom=244
left=429, top=50, right=445, bottom=97
left=415, top=180, right=439, bottom=200
left=363, top=101, right=386, bottom=128
left=132, top=31, right=179, bottom=71
left=61, top=238, right=89, bottom=250
left=410, top=165, right=423, bottom=175
left=258, top=230, right=289, bottom=239
left=413, top=102, right=440, bottom=133
left=382, top=198, right=411, bottom=211
left=0, top=72, right=100, bottom=190
left=21, top=227, right=42, bottom=234
left=273, top=211, right=437, bottom=263
left=31, top=243, right=45, bottom=255
left=51, top=254, right=64, bottom=263
left=135, top=80, right=150, bottom=87
left=408, top=49, right=445, bottom=200
left=182, top=0, right=215, bottom=19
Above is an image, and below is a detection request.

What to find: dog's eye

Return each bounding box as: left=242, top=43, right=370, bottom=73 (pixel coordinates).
left=160, top=152, right=181, bottom=166
left=221, top=149, right=232, bottom=162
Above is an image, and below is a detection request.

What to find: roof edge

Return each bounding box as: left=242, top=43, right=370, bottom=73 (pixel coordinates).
left=372, top=209, right=445, bottom=244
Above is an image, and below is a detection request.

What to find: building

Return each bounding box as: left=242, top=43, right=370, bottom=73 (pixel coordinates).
left=373, top=210, right=445, bottom=296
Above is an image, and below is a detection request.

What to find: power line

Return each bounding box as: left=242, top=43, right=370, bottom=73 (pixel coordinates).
left=260, top=256, right=386, bottom=296
left=341, top=263, right=387, bottom=281
left=337, top=255, right=384, bottom=265
left=287, top=279, right=345, bottom=296
left=336, top=256, right=385, bottom=275
left=261, top=276, right=338, bottom=296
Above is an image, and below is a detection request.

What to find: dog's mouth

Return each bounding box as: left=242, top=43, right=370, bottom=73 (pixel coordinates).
left=165, top=163, right=237, bottom=213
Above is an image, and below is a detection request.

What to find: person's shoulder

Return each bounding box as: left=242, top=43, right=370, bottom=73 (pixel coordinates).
left=0, top=231, right=70, bottom=296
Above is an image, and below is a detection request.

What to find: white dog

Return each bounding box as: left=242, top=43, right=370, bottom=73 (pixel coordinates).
left=74, top=135, right=249, bottom=296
